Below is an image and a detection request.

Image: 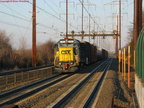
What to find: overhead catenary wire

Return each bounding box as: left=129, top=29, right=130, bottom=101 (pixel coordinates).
left=0, top=1, right=80, bottom=33
left=0, top=0, right=134, bottom=51
left=78, top=0, right=103, bottom=32
left=47, top=0, right=78, bottom=22
left=28, top=1, right=79, bottom=31
left=43, top=0, right=58, bottom=15
left=0, top=19, right=31, bottom=30
left=0, top=10, right=61, bottom=33
left=8, top=3, right=24, bottom=37
left=0, top=11, right=31, bottom=22
left=0, top=19, right=52, bottom=34
left=0, top=3, right=30, bottom=19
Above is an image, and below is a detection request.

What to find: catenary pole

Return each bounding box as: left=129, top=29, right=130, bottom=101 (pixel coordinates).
left=119, top=0, right=121, bottom=50
left=66, top=0, right=68, bottom=38
left=32, top=0, right=36, bottom=67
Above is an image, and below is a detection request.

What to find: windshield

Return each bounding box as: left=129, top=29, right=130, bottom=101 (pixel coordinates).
left=58, top=43, right=74, bottom=47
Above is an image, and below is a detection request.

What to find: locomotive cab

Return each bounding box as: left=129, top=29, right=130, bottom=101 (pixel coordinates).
left=54, top=39, right=80, bottom=72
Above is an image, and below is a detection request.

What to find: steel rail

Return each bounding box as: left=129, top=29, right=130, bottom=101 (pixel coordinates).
left=0, top=60, right=105, bottom=107
left=132, top=93, right=137, bottom=108
left=51, top=59, right=109, bottom=108
left=82, top=58, right=113, bottom=108
left=0, top=73, right=74, bottom=107
left=0, top=64, right=54, bottom=76
left=0, top=74, right=60, bottom=97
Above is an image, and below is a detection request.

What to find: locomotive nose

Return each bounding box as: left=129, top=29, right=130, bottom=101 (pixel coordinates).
left=65, top=63, right=69, bottom=69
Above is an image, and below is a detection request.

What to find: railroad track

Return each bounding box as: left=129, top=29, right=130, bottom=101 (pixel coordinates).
left=0, top=73, right=74, bottom=107
left=51, top=58, right=113, bottom=108
left=0, top=64, right=53, bottom=76
left=83, top=59, right=113, bottom=108
left=0, top=65, right=54, bottom=93
left=0, top=59, right=111, bottom=107
left=0, top=61, right=100, bottom=107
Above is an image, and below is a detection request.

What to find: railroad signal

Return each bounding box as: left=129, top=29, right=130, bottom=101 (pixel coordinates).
left=113, top=30, right=117, bottom=39
left=71, top=30, right=75, bottom=35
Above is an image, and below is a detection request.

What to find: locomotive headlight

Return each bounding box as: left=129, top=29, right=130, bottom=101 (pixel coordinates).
left=71, top=62, right=73, bottom=65
left=59, top=62, right=62, bottom=65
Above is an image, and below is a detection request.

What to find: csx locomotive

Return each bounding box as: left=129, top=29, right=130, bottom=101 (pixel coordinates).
left=54, top=38, right=98, bottom=72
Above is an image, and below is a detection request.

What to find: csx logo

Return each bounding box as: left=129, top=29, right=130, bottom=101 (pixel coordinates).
left=61, top=50, right=71, bottom=54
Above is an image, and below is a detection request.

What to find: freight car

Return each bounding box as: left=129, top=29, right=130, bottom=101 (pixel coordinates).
left=54, top=38, right=97, bottom=72
left=102, top=49, right=108, bottom=59
left=97, top=48, right=108, bottom=61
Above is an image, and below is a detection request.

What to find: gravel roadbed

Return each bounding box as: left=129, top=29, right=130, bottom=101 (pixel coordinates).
left=65, top=72, right=102, bottom=108
left=15, top=59, right=135, bottom=108
left=16, top=62, right=101, bottom=108
left=16, top=73, right=90, bottom=108
left=0, top=73, right=55, bottom=93
left=94, top=59, right=134, bottom=108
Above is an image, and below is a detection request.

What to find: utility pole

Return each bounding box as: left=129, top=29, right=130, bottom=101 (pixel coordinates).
left=133, top=0, right=142, bottom=69
left=116, top=15, right=119, bottom=57
left=133, top=0, right=137, bottom=50
left=89, top=14, right=91, bottom=42
left=138, top=0, right=142, bottom=34
left=60, top=0, right=75, bottom=38
left=66, top=0, right=68, bottom=38
left=32, top=0, right=36, bottom=67
left=116, top=0, right=119, bottom=57
left=119, top=0, right=121, bottom=50
left=105, top=0, right=126, bottom=51
left=134, top=0, right=142, bottom=50
left=76, top=1, right=96, bottom=41
left=81, top=0, right=84, bottom=40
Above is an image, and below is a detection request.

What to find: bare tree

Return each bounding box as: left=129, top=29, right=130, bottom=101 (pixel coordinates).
left=37, top=39, right=55, bottom=65
left=0, top=30, right=13, bottom=69
left=17, top=37, right=32, bottom=68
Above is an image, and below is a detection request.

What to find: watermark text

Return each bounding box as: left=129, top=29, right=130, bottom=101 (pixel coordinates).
left=0, top=0, right=29, bottom=2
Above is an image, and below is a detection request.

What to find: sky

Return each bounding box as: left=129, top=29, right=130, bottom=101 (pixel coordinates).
left=0, top=0, right=134, bottom=51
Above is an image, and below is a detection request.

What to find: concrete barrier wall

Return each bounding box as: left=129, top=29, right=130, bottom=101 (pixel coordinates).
left=135, top=74, right=144, bottom=108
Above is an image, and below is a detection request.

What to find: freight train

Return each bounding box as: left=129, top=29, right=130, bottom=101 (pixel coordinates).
left=54, top=38, right=108, bottom=72
left=97, top=47, right=109, bottom=61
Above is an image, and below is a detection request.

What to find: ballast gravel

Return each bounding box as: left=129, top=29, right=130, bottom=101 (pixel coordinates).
left=94, top=59, right=134, bottom=108
left=16, top=59, right=135, bottom=108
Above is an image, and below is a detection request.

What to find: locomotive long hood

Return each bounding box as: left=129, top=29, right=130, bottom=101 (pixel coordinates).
left=59, top=47, right=74, bottom=62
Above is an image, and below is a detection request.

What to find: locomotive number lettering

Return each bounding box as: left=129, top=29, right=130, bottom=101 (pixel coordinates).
left=61, top=50, right=71, bottom=54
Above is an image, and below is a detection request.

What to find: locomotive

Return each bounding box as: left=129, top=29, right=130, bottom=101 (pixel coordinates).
left=54, top=38, right=97, bottom=72
left=54, top=38, right=108, bottom=72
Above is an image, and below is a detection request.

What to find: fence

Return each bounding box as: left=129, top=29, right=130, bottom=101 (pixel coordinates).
left=0, top=66, right=54, bottom=91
